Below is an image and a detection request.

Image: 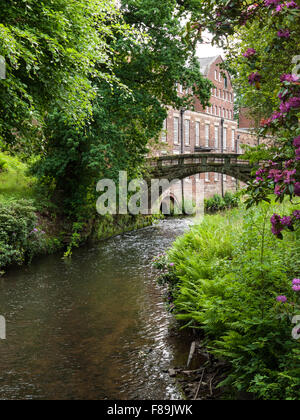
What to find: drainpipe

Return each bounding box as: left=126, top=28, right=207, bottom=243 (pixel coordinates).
left=221, top=118, right=224, bottom=198
left=180, top=108, right=185, bottom=211
left=236, top=134, right=239, bottom=191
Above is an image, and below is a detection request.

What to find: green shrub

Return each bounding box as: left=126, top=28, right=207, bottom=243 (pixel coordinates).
left=224, top=191, right=240, bottom=208
left=204, top=192, right=239, bottom=213
left=164, top=201, right=300, bottom=400
left=0, top=200, right=48, bottom=270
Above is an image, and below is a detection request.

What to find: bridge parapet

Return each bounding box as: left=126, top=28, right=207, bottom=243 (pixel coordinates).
left=147, top=153, right=256, bottom=184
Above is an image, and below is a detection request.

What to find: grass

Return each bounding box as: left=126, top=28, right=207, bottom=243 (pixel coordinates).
left=0, top=152, right=36, bottom=203
left=163, top=201, right=300, bottom=400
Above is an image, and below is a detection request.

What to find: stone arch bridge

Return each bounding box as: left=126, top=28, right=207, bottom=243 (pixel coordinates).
left=147, top=153, right=255, bottom=184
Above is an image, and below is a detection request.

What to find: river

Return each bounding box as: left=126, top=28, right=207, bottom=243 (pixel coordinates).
left=0, top=218, right=195, bottom=400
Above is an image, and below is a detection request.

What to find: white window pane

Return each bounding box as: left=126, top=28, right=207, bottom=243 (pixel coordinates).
left=223, top=128, right=227, bottom=149
left=215, top=126, right=219, bottom=149
left=195, top=122, right=200, bottom=146
left=185, top=120, right=190, bottom=145
left=205, top=125, right=210, bottom=147
left=232, top=130, right=235, bottom=150
left=161, top=119, right=167, bottom=142
left=174, top=117, right=179, bottom=144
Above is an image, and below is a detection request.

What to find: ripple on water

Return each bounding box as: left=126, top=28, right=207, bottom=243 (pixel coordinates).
left=0, top=218, right=193, bottom=400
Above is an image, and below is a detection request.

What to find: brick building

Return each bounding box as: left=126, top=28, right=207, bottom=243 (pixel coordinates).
left=154, top=55, right=254, bottom=207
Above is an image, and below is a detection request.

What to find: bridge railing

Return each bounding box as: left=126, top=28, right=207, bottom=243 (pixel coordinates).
left=147, top=153, right=251, bottom=169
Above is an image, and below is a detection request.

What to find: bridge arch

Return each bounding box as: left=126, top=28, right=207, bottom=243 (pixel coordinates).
left=159, top=192, right=180, bottom=215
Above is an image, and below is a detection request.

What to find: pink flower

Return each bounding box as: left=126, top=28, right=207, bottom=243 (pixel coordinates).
left=276, top=295, right=287, bottom=303
left=248, top=72, right=261, bottom=85
left=294, top=182, right=300, bottom=196
left=292, top=279, right=300, bottom=285
left=293, top=136, right=300, bottom=148
left=248, top=4, right=259, bottom=12
left=286, top=1, right=299, bottom=8
left=280, top=73, right=299, bottom=83
left=292, top=285, right=300, bottom=292
left=274, top=184, right=283, bottom=196
left=265, top=0, right=281, bottom=7
left=280, top=216, right=293, bottom=227
left=293, top=210, right=300, bottom=219
left=243, top=48, right=256, bottom=58
left=277, top=29, right=290, bottom=38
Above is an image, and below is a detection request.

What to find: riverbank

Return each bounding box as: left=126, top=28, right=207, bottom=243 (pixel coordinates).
left=0, top=151, right=154, bottom=274
left=155, top=203, right=300, bottom=400
left=0, top=198, right=154, bottom=275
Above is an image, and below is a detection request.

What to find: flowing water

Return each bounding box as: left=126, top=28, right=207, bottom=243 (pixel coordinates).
left=0, top=218, right=195, bottom=400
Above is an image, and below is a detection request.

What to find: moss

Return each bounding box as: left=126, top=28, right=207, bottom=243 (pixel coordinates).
left=95, top=214, right=153, bottom=241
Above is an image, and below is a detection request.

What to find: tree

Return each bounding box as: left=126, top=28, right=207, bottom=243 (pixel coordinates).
left=0, top=0, right=128, bottom=154
left=33, top=0, right=212, bottom=217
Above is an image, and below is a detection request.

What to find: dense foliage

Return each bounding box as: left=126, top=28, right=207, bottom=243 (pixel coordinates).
left=32, top=0, right=212, bottom=217
left=0, top=0, right=131, bottom=155
left=156, top=203, right=300, bottom=399
left=0, top=200, right=42, bottom=269
left=205, top=192, right=240, bottom=213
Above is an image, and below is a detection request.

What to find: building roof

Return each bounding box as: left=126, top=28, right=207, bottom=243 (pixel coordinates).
left=198, top=55, right=222, bottom=76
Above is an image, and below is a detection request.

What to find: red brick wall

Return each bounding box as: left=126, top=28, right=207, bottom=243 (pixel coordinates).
left=153, top=56, right=258, bottom=203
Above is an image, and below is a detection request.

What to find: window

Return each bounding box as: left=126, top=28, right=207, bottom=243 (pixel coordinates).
left=195, top=122, right=200, bottom=147
left=223, top=90, right=226, bottom=100
left=185, top=119, right=190, bottom=145
left=214, top=126, right=219, bottom=149
left=179, top=84, right=183, bottom=93
left=223, top=108, right=225, bottom=118
left=219, top=107, right=222, bottom=117
left=161, top=119, right=167, bottom=142
left=215, top=105, right=218, bottom=115
left=219, top=72, right=222, bottom=82
left=223, top=127, right=227, bottom=150
left=223, top=174, right=227, bottom=182
left=205, top=124, right=210, bottom=148
left=224, top=76, right=228, bottom=89
left=215, top=172, right=219, bottom=182
left=205, top=172, right=210, bottom=182
left=173, top=117, right=179, bottom=144
left=232, top=129, right=235, bottom=151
